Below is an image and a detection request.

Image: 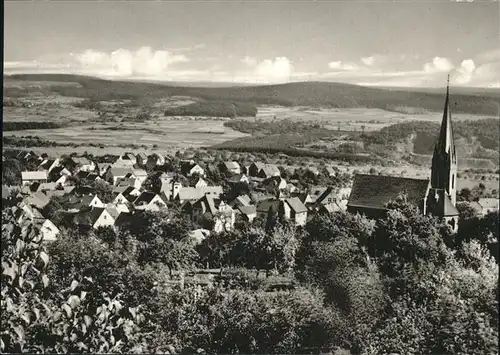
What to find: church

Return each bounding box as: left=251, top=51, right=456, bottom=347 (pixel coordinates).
left=347, top=79, right=460, bottom=233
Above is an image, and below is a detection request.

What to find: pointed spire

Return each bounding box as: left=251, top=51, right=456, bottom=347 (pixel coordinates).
left=435, top=73, right=454, bottom=155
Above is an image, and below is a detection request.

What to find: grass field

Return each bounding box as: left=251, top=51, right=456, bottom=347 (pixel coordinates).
left=255, top=106, right=497, bottom=132
left=3, top=118, right=249, bottom=150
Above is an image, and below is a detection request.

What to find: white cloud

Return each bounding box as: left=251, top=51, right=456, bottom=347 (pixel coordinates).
left=454, top=59, right=476, bottom=84
left=254, top=57, right=293, bottom=81
left=423, top=56, right=454, bottom=73
left=328, top=61, right=360, bottom=71
left=73, top=46, right=188, bottom=77
left=361, top=56, right=375, bottom=66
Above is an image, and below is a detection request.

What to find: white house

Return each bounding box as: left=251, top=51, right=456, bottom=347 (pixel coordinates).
left=38, top=159, right=60, bottom=173
left=133, top=192, right=168, bottom=211
left=88, top=206, right=121, bottom=229
left=105, top=167, right=133, bottom=185
left=22, top=171, right=48, bottom=186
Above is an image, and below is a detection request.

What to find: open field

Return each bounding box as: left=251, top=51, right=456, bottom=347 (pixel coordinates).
left=3, top=118, right=250, bottom=150
left=255, top=106, right=498, bottom=132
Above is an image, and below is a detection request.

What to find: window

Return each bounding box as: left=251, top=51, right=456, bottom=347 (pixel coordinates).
left=452, top=174, right=455, bottom=189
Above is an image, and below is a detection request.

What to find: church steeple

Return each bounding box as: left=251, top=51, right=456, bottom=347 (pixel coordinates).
left=430, top=74, right=458, bottom=205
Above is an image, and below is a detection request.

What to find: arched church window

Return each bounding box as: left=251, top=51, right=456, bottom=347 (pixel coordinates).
left=450, top=217, right=456, bottom=230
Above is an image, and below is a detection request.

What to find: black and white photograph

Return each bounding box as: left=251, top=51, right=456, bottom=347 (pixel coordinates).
left=2, top=0, right=499, bottom=353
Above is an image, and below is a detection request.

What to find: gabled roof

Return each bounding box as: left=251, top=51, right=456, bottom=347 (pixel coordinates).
left=50, top=166, right=71, bottom=177
left=132, top=169, right=148, bottom=177
left=38, top=159, right=56, bottom=170
left=285, top=197, right=308, bottom=213
left=222, top=161, right=240, bottom=170
left=259, top=164, right=281, bottom=177
left=238, top=205, right=257, bottom=216
left=23, top=192, right=50, bottom=209
left=178, top=187, right=205, bottom=201
left=193, top=195, right=218, bottom=216
left=134, top=191, right=158, bottom=205
left=256, top=199, right=280, bottom=213
left=227, top=174, right=248, bottom=183
left=348, top=174, right=430, bottom=211
left=137, top=152, right=148, bottom=160
left=106, top=206, right=121, bottom=220
left=478, top=198, right=499, bottom=210
left=108, top=167, right=132, bottom=177
left=233, top=194, right=251, bottom=207
left=22, top=171, right=48, bottom=181
left=71, top=157, right=91, bottom=165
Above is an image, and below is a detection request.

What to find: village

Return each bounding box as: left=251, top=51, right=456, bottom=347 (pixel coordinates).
left=3, top=149, right=358, bottom=243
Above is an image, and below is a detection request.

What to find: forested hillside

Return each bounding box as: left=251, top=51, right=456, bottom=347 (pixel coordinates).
left=5, top=74, right=500, bottom=115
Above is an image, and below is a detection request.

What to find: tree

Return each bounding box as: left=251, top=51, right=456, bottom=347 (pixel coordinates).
left=1, top=207, right=149, bottom=353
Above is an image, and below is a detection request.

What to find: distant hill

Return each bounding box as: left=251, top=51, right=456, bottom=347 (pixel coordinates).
left=4, top=74, right=500, bottom=115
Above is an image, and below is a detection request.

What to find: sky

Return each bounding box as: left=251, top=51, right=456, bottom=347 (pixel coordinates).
left=4, top=0, right=500, bottom=87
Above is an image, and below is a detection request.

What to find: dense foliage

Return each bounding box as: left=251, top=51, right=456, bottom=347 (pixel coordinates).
left=3, top=122, right=66, bottom=131
left=164, top=101, right=258, bottom=118
left=2, top=176, right=498, bottom=354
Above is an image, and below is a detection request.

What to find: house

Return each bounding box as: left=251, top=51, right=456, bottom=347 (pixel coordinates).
left=190, top=195, right=235, bottom=233
left=318, top=201, right=347, bottom=214
left=38, top=159, right=60, bottom=173
left=181, top=161, right=205, bottom=177
left=236, top=205, right=257, bottom=222
left=116, top=177, right=142, bottom=190
left=17, top=150, right=37, bottom=161
left=229, top=194, right=252, bottom=208
left=193, top=177, right=208, bottom=189
left=347, top=174, right=431, bottom=219
left=145, top=153, right=166, bottom=170
left=281, top=197, right=308, bottom=226
left=29, top=182, right=57, bottom=193
left=49, top=166, right=72, bottom=181
left=98, top=163, right=112, bottom=177
left=117, top=153, right=137, bottom=166
left=219, top=161, right=241, bottom=175
left=70, top=157, right=96, bottom=172
left=477, top=198, right=499, bottom=216
left=79, top=206, right=121, bottom=229
left=256, top=197, right=307, bottom=226
left=177, top=187, right=205, bottom=204
left=324, top=166, right=337, bottom=177
left=176, top=186, right=223, bottom=204
left=22, top=171, right=48, bottom=186
left=130, top=169, right=148, bottom=184
left=227, top=174, right=250, bottom=185
left=105, top=167, right=133, bottom=185
left=112, top=158, right=135, bottom=169
left=133, top=192, right=168, bottom=211
left=113, top=192, right=136, bottom=205
left=257, top=164, right=281, bottom=179
left=62, top=194, right=105, bottom=212
left=136, top=153, right=148, bottom=167
left=263, top=176, right=288, bottom=192
left=248, top=162, right=265, bottom=177
left=23, top=192, right=50, bottom=210
left=106, top=202, right=130, bottom=214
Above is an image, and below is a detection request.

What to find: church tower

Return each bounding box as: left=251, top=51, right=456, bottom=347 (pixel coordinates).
left=427, top=75, right=459, bottom=232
